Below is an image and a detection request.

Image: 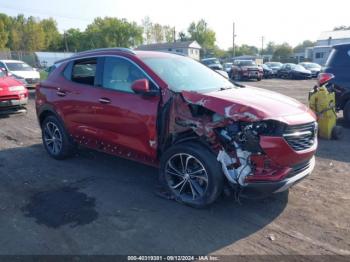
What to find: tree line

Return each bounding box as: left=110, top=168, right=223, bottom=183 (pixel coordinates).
left=0, top=13, right=333, bottom=61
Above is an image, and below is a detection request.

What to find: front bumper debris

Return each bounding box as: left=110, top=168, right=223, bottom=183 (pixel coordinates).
left=242, top=156, right=315, bottom=196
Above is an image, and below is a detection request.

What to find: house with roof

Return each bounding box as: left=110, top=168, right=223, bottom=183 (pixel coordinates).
left=306, top=30, right=350, bottom=65
left=136, top=41, right=202, bottom=60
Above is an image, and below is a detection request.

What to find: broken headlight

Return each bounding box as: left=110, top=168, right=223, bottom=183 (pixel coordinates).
left=218, top=120, right=285, bottom=153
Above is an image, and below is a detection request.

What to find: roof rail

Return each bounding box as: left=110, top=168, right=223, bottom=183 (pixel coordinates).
left=74, top=47, right=136, bottom=56
left=54, top=47, right=136, bottom=65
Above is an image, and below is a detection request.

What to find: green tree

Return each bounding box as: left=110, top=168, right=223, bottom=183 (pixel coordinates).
left=293, top=40, right=315, bottom=53
left=152, top=23, right=164, bottom=43
left=187, top=19, right=216, bottom=53
left=0, top=20, right=8, bottom=49
left=163, top=25, right=175, bottom=43
left=142, top=16, right=153, bottom=44
left=22, top=16, right=45, bottom=51
left=264, top=41, right=277, bottom=55
left=64, top=28, right=85, bottom=52
left=41, top=18, right=62, bottom=50
left=178, top=31, right=189, bottom=42
left=85, top=17, right=143, bottom=49
left=273, top=43, right=293, bottom=61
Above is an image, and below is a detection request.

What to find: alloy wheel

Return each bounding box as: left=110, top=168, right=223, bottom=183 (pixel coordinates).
left=43, top=121, right=63, bottom=155
left=165, top=153, right=209, bottom=200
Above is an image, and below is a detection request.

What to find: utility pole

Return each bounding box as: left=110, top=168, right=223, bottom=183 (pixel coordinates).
left=64, top=31, right=69, bottom=52
left=173, top=27, right=176, bottom=42
left=232, top=22, right=236, bottom=58
left=261, top=36, right=264, bottom=57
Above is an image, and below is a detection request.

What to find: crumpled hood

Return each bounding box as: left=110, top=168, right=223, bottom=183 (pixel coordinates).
left=182, top=86, right=316, bottom=125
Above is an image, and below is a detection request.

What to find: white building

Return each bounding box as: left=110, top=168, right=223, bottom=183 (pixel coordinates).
left=306, top=30, right=350, bottom=65
left=136, top=41, right=202, bottom=60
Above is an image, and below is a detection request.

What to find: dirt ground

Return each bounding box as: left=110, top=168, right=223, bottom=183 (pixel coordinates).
left=0, top=79, right=349, bottom=256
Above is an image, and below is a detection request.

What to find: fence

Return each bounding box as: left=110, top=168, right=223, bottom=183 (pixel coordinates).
left=0, top=51, right=75, bottom=68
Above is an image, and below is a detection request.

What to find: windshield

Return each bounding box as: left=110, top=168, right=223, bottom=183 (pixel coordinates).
left=141, top=55, right=236, bottom=93
left=0, top=70, right=5, bottom=77
left=224, top=63, right=232, bottom=69
left=238, top=60, right=255, bottom=66
left=202, top=58, right=220, bottom=65
left=6, top=62, right=33, bottom=71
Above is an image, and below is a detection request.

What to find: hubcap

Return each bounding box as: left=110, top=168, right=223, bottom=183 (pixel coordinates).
left=165, top=153, right=208, bottom=200
left=43, top=122, right=63, bottom=155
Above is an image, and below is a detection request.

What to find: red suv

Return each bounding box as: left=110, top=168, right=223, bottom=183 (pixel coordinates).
left=36, top=48, right=317, bottom=207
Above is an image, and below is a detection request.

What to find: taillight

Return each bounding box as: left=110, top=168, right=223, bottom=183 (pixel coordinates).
left=318, top=73, right=334, bottom=86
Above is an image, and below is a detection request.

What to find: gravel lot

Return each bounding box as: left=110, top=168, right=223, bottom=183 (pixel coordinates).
left=0, top=79, right=349, bottom=255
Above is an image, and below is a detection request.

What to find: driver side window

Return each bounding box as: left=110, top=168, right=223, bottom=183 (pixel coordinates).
left=102, top=57, right=149, bottom=93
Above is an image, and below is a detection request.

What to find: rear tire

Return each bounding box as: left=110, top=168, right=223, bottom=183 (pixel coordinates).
left=344, top=100, right=350, bottom=123
left=160, top=142, right=224, bottom=208
left=41, top=115, right=76, bottom=160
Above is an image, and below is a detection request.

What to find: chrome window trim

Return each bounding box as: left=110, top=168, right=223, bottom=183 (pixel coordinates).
left=61, top=54, right=160, bottom=91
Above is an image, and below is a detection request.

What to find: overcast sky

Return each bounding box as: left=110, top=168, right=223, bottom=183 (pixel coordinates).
left=1, top=0, right=348, bottom=49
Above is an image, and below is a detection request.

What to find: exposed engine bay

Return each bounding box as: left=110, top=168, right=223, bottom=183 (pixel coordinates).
left=163, top=92, right=286, bottom=188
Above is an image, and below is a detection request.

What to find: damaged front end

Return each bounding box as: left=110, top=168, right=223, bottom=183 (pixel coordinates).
left=162, top=89, right=314, bottom=197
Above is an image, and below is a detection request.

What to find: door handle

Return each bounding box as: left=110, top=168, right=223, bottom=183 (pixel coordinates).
left=56, top=90, right=67, bottom=97
left=99, top=98, right=111, bottom=104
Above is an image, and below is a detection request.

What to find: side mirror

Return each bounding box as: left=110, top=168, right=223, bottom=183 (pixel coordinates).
left=131, top=79, right=157, bottom=96
left=131, top=79, right=149, bottom=94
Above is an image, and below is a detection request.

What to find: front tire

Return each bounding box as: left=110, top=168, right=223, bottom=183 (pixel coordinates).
left=160, top=142, right=224, bottom=208
left=41, top=115, right=76, bottom=160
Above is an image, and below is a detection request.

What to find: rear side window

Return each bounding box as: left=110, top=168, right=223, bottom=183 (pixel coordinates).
left=71, top=59, right=97, bottom=86
left=326, top=48, right=350, bottom=67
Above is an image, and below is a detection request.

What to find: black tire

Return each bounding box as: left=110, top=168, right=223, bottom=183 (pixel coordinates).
left=344, top=100, right=350, bottom=123
left=160, top=142, right=224, bottom=208
left=257, top=76, right=262, bottom=81
left=331, top=125, right=343, bottom=140
left=41, top=115, right=76, bottom=160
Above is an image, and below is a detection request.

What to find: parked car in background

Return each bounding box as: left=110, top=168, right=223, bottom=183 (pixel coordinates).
left=299, top=62, right=321, bottom=77
left=264, top=62, right=283, bottom=77
left=215, top=69, right=229, bottom=79
left=223, top=62, right=233, bottom=74
left=231, top=60, right=263, bottom=81
left=36, top=48, right=317, bottom=207
left=201, top=57, right=223, bottom=70
left=261, top=64, right=273, bottom=78
left=0, top=69, right=28, bottom=114
left=278, top=63, right=312, bottom=79
left=321, top=43, right=350, bottom=122
left=0, top=60, right=40, bottom=88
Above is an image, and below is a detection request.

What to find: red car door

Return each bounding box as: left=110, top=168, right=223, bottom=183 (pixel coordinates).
left=53, top=57, right=103, bottom=148
left=93, top=56, right=160, bottom=160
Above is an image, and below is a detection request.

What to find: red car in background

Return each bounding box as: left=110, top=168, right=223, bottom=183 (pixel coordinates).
left=36, top=48, right=317, bottom=208
left=0, top=69, right=28, bottom=114
left=231, top=60, right=263, bottom=81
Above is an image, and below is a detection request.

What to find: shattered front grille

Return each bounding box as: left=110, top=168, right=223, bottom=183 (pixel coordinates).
left=283, top=122, right=317, bottom=151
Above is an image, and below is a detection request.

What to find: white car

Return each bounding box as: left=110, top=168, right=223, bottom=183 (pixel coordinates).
left=0, top=60, right=40, bottom=87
